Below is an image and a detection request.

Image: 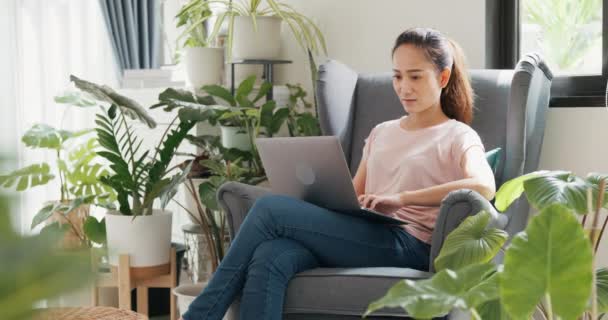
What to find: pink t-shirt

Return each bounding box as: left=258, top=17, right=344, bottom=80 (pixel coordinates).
left=363, top=116, right=485, bottom=244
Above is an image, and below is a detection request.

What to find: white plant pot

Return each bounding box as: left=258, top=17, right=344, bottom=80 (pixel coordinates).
left=173, top=282, right=207, bottom=316
left=105, top=210, right=172, bottom=267
left=232, top=16, right=282, bottom=60
left=185, top=47, right=224, bottom=88
left=220, top=126, right=252, bottom=151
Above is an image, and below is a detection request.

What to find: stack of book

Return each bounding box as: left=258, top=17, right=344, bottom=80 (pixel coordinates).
left=121, top=66, right=185, bottom=89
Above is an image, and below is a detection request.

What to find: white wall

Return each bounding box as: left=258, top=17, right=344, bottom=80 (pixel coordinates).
left=274, top=0, right=487, bottom=93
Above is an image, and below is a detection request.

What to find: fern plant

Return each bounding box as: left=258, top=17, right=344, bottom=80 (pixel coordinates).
left=0, top=111, right=115, bottom=247
left=70, top=75, right=196, bottom=216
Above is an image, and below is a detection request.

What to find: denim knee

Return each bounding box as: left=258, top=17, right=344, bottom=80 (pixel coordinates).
left=249, top=194, right=292, bottom=222
left=247, top=239, right=313, bottom=280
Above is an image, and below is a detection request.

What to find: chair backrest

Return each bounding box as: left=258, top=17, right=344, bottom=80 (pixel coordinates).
left=316, top=53, right=553, bottom=236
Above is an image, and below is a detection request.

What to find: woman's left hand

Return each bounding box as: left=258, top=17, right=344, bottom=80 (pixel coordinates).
left=358, top=193, right=403, bottom=212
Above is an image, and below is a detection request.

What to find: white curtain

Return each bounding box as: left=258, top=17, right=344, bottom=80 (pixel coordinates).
left=12, top=0, right=120, bottom=234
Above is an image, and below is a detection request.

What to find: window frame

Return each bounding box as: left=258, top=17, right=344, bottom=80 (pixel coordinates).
left=487, top=0, right=608, bottom=107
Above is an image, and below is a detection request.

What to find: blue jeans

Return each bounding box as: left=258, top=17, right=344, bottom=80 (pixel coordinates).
left=183, top=194, right=430, bottom=320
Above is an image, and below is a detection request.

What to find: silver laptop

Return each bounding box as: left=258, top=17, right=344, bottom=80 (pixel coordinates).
left=255, top=136, right=407, bottom=225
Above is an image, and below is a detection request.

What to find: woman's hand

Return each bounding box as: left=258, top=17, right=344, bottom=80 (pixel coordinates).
left=358, top=193, right=404, bottom=212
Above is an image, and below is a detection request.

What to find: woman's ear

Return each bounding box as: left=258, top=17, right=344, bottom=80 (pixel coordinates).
left=440, top=68, right=451, bottom=88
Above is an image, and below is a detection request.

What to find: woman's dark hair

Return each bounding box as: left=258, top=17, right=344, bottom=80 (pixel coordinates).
left=392, top=28, right=474, bottom=125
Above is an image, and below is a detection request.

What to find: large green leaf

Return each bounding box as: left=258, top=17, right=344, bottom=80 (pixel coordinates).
left=83, top=216, right=106, bottom=245
left=70, top=75, right=157, bottom=128
left=21, top=124, right=91, bottom=150
left=523, top=172, right=590, bottom=214
left=0, top=163, right=54, bottom=191
left=596, top=268, right=608, bottom=313
left=434, top=210, right=508, bottom=272
left=495, top=171, right=546, bottom=211
left=201, top=84, right=236, bottom=106
left=586, top=173, right=608, bottom=209
left=151, top=87, right=216, bottom=111
left=500, top=204, right=593, bottom=320
left=365, top=263, right=498, bottom=319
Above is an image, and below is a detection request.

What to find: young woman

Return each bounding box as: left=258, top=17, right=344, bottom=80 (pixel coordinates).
left=182, top=27, right=496, bottom=320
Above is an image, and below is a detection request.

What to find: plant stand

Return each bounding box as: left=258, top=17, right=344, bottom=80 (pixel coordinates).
left=91, top=247, right=177, bottom=320
left=229, top=59, right=292, bottom=101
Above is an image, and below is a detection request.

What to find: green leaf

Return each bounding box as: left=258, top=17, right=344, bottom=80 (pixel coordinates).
left=476, top=298, right=513, bottom=320
left=83, top=216, right=106, bottom=245
left=201, top=84, right=236, bottom=106
left=495, top=171, right=546, bottom=211
left=198, top=180, right=220, bottom=211
left=365, top=263, right=498, bottom=319
left=152, top=88, right=216, bottom=111
left=596, top=268, right=608, bottom=313
left=21, top=124, right=91, bottom=150
left=259, top=100, right=277, bottom=128
left=0, top=163, right=54, bottom=191
left=31, top=202, right=62, bottom=229
left=500, top=204, right=593, bottom=320
left=70, top=75, right=157, bottom=128
left=523, top=172, right=590, bottom=214
left=54, top=90, right=97, bottom=107
left=0, top=226, right=93, bottom=320
left=270, top=108, right=290, bottom=135
left=434, top=210, right=508, bottom=272
left=159, top=163, right=192, bottom=209
left=253, top=81, right=273, bottom=103
left=235, top=75, right=256, bottom=104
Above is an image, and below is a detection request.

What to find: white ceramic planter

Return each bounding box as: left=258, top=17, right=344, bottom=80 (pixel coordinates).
left=105, top=209, right=172, bottom=267
left=185, top=47, right=224, bottom=88
left=220, top=125, right=252, bottom=151
left=231, top=16, right=282, bottom=60
left=173, top=282, right=207, bottom=316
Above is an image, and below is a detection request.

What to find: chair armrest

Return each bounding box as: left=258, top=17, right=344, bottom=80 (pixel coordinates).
left=217, top=181, right=272, bottom=239
left=429, top=189, right=508, bottom=272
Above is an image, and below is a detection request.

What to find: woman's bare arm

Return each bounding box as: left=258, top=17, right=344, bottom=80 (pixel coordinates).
left=398, top=145, right=496, bottom=206
left=352, top=155, right=368, bottom=198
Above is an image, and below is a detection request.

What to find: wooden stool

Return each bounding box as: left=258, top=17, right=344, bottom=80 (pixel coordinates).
left=92, top=247, right=177, bottom=320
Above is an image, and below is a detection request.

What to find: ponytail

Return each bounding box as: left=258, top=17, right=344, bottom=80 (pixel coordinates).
left=441, top=39, right=474, bottom=125
left=392, top=28, right=475, bottom=125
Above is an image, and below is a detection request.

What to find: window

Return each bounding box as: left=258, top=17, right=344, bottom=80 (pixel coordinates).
left=488, top=0, right=607, bottom=106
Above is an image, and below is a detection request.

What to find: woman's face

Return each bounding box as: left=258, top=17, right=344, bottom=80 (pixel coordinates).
left=392, top=44, right=450, bottom=115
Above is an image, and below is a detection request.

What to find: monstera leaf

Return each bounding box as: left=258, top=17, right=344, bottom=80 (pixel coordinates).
left=500, top=204, right=593, bottom=319
left=21, top=124, right=91, bottom=150
left=0, top=163, right=54, bottom=191
left=434, top=210, right=508, bottom=272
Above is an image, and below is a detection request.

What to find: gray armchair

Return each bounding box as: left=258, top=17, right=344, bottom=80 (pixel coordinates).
left=217, top=53, right=553, bottom=319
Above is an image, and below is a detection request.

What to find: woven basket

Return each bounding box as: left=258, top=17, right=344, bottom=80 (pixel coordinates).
left=36, top=306, right=148, bottom=320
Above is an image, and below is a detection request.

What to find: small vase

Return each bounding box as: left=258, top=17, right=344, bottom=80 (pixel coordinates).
left=220, top=125, right=252, bottom=151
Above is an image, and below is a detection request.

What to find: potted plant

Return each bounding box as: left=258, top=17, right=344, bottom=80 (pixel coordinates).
left=69, top=75, right=196, bottom=268
left=0, top=93, right=115, bottom=249
left=175, top=0, right=224, bottom=88
left=184, top=0, right=327, bottom=60
left=365, top=170, right=608, bottom=320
